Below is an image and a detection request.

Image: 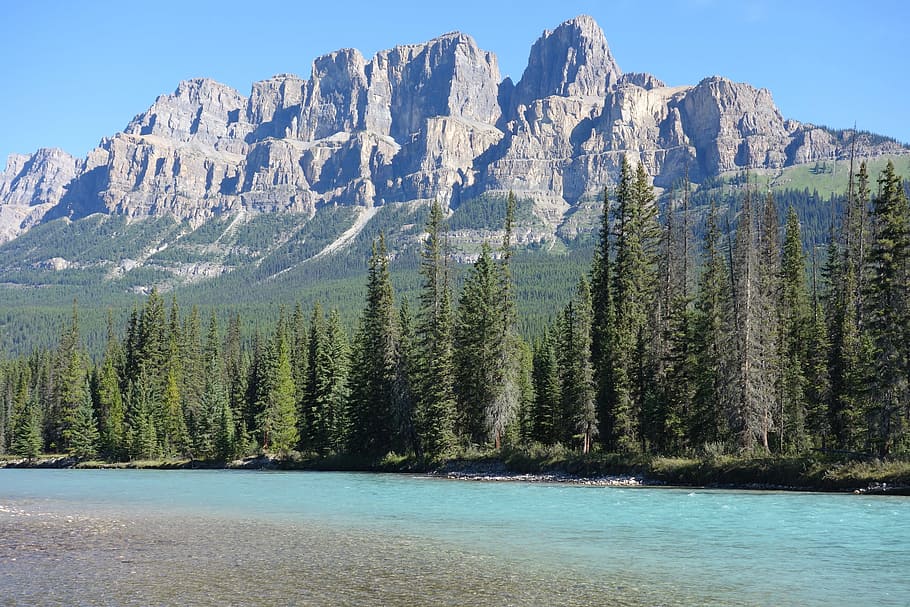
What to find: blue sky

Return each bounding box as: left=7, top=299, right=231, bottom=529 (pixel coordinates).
left=1, top=0, right=907, bottom=168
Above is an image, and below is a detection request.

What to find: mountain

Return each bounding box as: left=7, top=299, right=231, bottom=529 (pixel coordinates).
left=0, top=13, right=907, bottom=351
left=2, top=15, right=905, bottom=244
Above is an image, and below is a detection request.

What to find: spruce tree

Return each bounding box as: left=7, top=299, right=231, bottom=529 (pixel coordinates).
left=531, top=330, right=561, bottom=445
left=491, top=191, right=521, bottom=449
left=591, top=187, right=616, bottom=448
left=729, top=190, right=761, bottom=451
left=415, top=200, right=457, bottom=458
left=825, top=162, right=876, bottom=451
left=68, top=385, right=100, bottom=459
left=56, top=300, right=87, bottom=453
left=180, top=304, right=205, bottom=430
left=558, top=278, right=597, bottom=453
left=454, top=239, right=518, bottom=448
left=804, top=254, right=830, bottom=446
left=605, top=157, right=660, bottom=452
left=11, top=368, right=42, bottom=459
left=97, top=316, right=126, bottom=458
left=758, top=192, right=782, bottom=452
left=301, top=303, right=327, bottom=452
left=291, top=302, right=309, bottom=407
left=245, top=331, right=268, bottom=449
left=224, top=313, right=250, bottom=451
left=778, top=207, right=811, bottom=452
left=864, top=161, right=910, bottom=456
left=727, top=189, right=779, bottom=453
left=514, top=338, right=537, bottom=447
left=126, top=375, right=159, bottom=460
left=654, top=184, right=696, bottom=454
left=162, top=365, right=190, bottom=457
left=825, top=231, right=867, bottom=450
left=347, top=235, right=398, bottom=456
left=323, top=309, right=350, bottom=453
left=257, top=318, right=299, bottom=454
left=201, top=316, right=235, bottom=461
left=393, top=298, right=419, bottom=455
left=214, top=389, right=236, bottom=461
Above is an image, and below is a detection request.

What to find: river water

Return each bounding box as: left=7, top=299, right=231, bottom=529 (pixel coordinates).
left=1, top=469, right=907, bottom=606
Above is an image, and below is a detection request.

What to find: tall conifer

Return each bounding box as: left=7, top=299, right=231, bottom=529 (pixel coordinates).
left=347, top=235, right=398, bottom=455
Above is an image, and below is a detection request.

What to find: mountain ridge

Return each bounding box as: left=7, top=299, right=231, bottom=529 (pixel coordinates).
left=1, top=14, right=906, bottom=248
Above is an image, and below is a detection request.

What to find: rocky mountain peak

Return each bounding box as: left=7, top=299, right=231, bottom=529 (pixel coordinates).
left=125, top=78, right=248, bottom=151
left=512, top=14, right=621, bottom=107
left=366, top=30, right=501, bottom=141
left=0, top=147, right=78, bottom=241
left=0, top=15, right=906, bottom=246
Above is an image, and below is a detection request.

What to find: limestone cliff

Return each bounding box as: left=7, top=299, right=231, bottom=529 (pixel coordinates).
left=0, top=14, right=905, bottom=243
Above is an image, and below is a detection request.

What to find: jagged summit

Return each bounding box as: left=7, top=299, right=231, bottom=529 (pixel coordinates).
left=0, top=15, right=905, bottom=243
left=513, top=14, right=621, bottom=104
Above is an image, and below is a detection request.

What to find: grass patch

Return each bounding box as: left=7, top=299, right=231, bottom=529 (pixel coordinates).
left=501, top=445, right=910, bottom=491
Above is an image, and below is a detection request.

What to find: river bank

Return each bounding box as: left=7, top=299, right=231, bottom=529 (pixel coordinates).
left=3, top=450, right=909, bottom=494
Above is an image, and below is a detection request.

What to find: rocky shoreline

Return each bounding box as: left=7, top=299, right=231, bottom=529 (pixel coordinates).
left=4, top=454, right=910, bottom=495
left=427, top=459, right=656, bottom=487
left=430, top=470, right=654, bottom=487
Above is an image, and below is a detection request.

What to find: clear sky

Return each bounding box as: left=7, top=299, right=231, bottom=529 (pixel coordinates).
left=2, top=0, right=907, bottom=169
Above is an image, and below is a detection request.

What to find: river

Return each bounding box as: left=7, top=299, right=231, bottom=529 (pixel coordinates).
left=1, top=469, right=907, bottom=606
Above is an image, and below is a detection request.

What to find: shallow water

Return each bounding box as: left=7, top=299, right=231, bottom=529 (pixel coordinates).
left=1, top=470, right=908, bottom=606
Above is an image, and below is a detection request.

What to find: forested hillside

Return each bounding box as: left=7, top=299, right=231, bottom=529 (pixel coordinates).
left=2, top=158, right=907, bottom=461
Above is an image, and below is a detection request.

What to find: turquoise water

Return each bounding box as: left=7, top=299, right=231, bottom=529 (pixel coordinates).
left=1, top=470, right=908, bottom=606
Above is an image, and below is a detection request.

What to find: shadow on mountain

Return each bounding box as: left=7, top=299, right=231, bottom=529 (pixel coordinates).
left=43, top=166, right=108, bottom=222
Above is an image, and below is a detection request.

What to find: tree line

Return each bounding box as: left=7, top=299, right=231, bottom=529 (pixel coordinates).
left=1, top=157, right=908, bottom=461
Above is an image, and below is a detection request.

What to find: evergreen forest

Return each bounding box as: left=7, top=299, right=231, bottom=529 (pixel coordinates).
left=2, top=157, right=909, bottom=463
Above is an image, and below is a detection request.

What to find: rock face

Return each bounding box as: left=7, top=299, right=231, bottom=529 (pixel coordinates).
left=0, top=148, right=78, bottom=241
left=0, top=14, right=906, bottom=242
